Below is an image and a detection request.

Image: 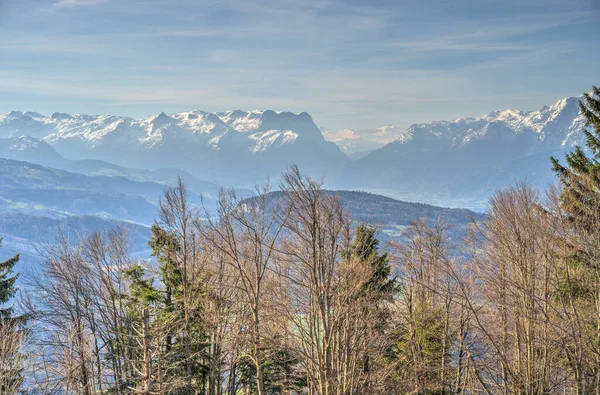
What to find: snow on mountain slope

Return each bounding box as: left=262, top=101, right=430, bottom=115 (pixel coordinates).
left=334, top=95, right=588, bottom=210
left=217, top=109, right=264, bottom=132
left=0, top=109, right=348, bottom=185
left=3, top=95, right=583, bottom=208
left=390, top=96, right=585, bottom=150
left=219, top=110, right=324, bottom=142
left=0, top=136, right=63, bottom=162
left=325, top=97, right=585, bottom=160
left=0, top=136, right=236, bottom=210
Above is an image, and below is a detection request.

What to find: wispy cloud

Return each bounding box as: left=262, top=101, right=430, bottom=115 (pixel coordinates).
left=389, top=11, right=597, bottom=53
left=0, top=37, right=103, bottom=54
left=53, top=0, right=108, bottom=8
left=0, top=0, right=598, bottom=129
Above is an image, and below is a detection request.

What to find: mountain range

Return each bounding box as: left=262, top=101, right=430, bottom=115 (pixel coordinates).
left=336, top=96, right=586, bottom=208
left=0, top=109, right=347, bottom=186
left=0, top=94, right=588, bottom=209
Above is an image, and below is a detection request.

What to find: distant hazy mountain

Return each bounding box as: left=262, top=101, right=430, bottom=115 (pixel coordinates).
left=320, top=129, right=385, bottom=159
left=0, top=158, right=161, bottom=224
left=0, top=158, right=229, bottom=225
left=335, top=96, right=586, bottom=209
left=0, top=163, right=479, bottom=273
left=0, top=135, right=223, bottom=200
left=331, top=190, right=484, bottom=232
left=0, top=110, right=348, bottom=186
left=321, top=125, right=407, bottom=158
left=0, top=158, right=197, bottom=273
left=0, top=135, right=63, bottom=162
left=0, top=213, right=151, bottom=275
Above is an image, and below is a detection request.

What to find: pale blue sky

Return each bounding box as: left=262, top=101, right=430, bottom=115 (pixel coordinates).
left=0, top=0, right=598, bottom=129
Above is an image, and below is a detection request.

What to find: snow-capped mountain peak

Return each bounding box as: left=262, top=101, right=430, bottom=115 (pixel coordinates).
left=335, top=94, right=589, bottom=209
left=0, top=109, right=347, bottom=185
left=387, top=96, right=585, bottom=148
left=217, top=109, right=264, bottom=133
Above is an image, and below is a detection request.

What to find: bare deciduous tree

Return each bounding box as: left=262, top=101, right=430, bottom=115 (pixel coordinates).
left=201, top=183, right=287, bottom=395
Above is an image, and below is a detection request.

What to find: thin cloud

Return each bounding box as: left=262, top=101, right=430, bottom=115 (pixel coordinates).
left=54, top=0, right=107, bottom=8
left=389, top=11, right=597, bottom=54
left=0, top=37, right=103, bottom=54
left=0, top=0, right=598, bottom=129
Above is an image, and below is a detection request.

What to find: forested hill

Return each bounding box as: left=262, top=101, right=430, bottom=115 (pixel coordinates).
left=328, top=190, right=483, bottom=226
left=248, top=190, right=484, bottom=239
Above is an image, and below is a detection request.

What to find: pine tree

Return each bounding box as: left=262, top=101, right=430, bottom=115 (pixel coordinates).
left=350, top=224, right=395, bottom=296
left=149, top=223, right=182, bottom=356
left=123, top=264, right=161, bottom=393
left=0, top=238, right=19, bottom=320
left=346, top=225, right=395, bottom=391
left=550, top=85, right=600, bottom=393
left=149, top=223, right=208, bottom=392
left=0, top=238, right=24, bottom=393
left=551, top=86, right=600, bottom=239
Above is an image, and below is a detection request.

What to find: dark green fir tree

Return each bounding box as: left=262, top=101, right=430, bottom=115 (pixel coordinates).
left=0, top=238, right=19, bottom=320
left=0, top=238, right=24, bottom=393
left=350, top=224, right=395, bottom=297
left=551, top=86, right=600, bottom=239
left=550, top=84, right=600, bottom=395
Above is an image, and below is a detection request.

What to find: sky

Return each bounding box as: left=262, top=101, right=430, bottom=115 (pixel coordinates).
left=0, top=0, right=599, bottom=130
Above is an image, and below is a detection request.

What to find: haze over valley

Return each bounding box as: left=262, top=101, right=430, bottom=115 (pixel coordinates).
left=0, top=92, right=588, bottom=272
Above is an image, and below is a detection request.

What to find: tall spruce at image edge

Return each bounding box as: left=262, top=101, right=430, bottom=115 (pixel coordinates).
left=0, top=238, right=19, bottom=320
left=0, top=238, right=24, bottom=394
left=549, top=84, right=600, bottom=392
left=551, top=85, right=600, bottom=239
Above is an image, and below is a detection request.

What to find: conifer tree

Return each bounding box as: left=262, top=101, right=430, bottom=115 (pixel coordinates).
left=350, top=224, right=394, bottom=296
left=551, top=85, right=600, bottom=393
left=551, top=86, right=600, bottom=239
left=347, top=225, right=395, bottom=391
left=149, top=223, right=182, bottom=353
left=123, top=264, right=161, bottom=393
left=0, top=238, right=19, bottom=320
left=0, top=239, right=24, bottom=393
left=149, top=222, right=208, bottom=392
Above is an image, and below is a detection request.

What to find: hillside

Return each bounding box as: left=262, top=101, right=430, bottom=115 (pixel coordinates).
left=245, top=190, right=483, bottom=240
left=1, top=136, right=223, bottom=196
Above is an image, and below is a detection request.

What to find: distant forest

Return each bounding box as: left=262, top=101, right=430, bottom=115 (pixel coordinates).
left=0, top=87, right=599, bottom=394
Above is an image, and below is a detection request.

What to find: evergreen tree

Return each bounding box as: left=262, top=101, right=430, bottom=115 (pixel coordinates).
left=550, top=85, right=600, bottom=392
left=149, top=223, right=208, bottom=392
left=123, top=264, right=160, bottom=393
left=149, top=223, right=183, bottom=308
left=237, top=343, right=305, bottom=394
left=0, top=239, right=24, bottom=393
left=0, top=238, right=19, bottom=320
left=551, top=86, right=600, bottom=240
left=149, top=223, right=182, bottom=355
left=350, top=224, right=395, bottom=296
left=125, top=264, right=161, bottom=307
left=346, top=225, right=396, bottom=391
